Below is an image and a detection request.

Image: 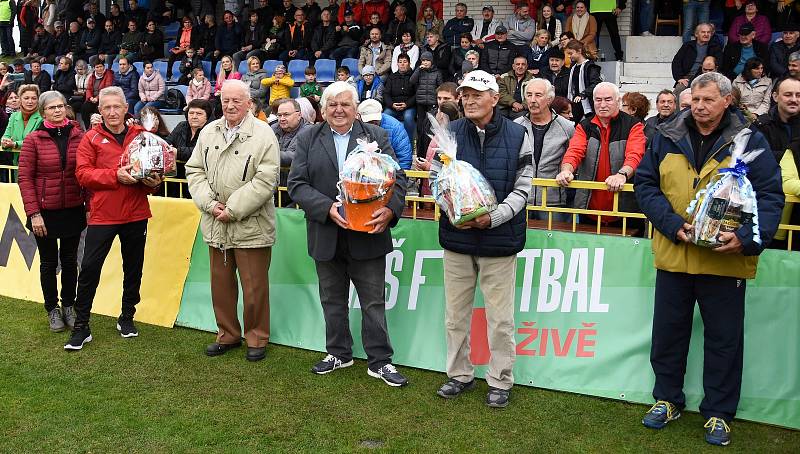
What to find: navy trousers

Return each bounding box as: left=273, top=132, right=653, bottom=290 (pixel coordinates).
left=650, top=269, right=746, bottom=422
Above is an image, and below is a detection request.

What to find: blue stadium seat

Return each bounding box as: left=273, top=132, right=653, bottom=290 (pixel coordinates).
left=41, top=63, right=54, bottom=75
left=772, top=31, right=783, bottom=43
left=111, top=60, right=120, bottom=73
left=133, top=61, right=144, bottom=74
left=23, top=63, right=30, bottom=71
left=263, top=59, right=282, bottom=75
left=315, top=59, right=336, bottom=83
left=201, top=60, right=212, bottom=79
left=238, top=60, right=249, bottom=75
left=289, top=87, right=300, bottom=98
left=169, top=60, right=182, bottom=83
left=153, top=61, right=168, bottom=80
left=163, top=22, right=180, bottom=38
left=287, top=60, right=309, bottom=84
left=341, top=58, right=359, bottom=77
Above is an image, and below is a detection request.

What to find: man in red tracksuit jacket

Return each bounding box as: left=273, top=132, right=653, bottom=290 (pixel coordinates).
left=64, top=86, right=163, bottom=351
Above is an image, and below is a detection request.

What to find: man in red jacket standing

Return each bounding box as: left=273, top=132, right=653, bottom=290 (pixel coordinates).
left=64, top=86, right=163, bottom=351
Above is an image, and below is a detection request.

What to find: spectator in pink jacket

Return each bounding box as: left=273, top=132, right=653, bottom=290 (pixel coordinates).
left=214, top=55, right=242, bottom=94
left=728, top=1, right=771, bottom=46
left=135, top=61, right=166, bottom=114
left=186, top=68, right=212, bottom=105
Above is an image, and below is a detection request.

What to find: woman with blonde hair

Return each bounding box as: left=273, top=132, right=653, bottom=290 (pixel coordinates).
left=538, top=4, right=563, bottom=46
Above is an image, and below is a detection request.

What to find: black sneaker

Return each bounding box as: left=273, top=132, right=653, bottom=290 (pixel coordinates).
left=642, top=400, right=681, bottom=429
left=704, top=417, right=731, bottom=446
left=64, top=328, right=92, bottom=351
left=486, top=386, right=510, bottom=408
left=436, top=378, right=476, bottom=398
left=311, top=354, right=354, bottom=374
left=116, top=318, right=138, bottom=338
left=367, top=364, right=408, bottom=387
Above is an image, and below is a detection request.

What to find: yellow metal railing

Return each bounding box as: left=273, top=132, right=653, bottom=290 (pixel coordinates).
left=3, top=164, right=799, bottom=249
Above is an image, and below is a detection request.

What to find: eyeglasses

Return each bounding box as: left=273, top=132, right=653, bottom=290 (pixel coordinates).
left=45, top=104, right=66, bottom=111
left=276, top=111, right=299, bottom=118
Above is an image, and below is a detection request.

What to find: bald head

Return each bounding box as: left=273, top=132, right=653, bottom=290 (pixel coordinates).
left=679, top=89, right=692, bottom=110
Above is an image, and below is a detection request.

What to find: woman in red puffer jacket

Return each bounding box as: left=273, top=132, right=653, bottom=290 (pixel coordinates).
left=17, top=90, right=87, bottom=333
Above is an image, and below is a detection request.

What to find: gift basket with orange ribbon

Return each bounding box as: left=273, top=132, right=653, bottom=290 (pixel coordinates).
left=337, top=138, right=400, bottom=232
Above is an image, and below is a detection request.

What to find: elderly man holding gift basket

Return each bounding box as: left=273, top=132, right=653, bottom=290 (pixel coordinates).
left=65, top=86, right=174, bottom=351
left=428, top=70, right=533, bottom=409
left=288, top=81, right=409, bottom=387
left=634, top=72, right=784, bottom=447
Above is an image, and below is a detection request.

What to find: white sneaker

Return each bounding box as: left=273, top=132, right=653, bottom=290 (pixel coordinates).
left=641, top=31, right=653, bottom=37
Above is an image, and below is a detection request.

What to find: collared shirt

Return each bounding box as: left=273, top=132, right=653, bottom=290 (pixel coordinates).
left=331, top=124, right=353, bottom=170
left=223, top=115, right=246, bottom=144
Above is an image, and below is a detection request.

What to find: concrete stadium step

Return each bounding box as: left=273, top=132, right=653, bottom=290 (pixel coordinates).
left=617, top=82, right=675, bottom=93
left=619, top=75, right=676, bottom=87
left=625, top=36, right=683, bottom=63
left=622, top=62, right=674, bottom=78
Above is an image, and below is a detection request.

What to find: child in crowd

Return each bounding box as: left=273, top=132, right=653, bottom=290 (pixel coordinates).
left=300, top=67, right=322, bottom=102
left=411, top=51, right=443, bottom=157
left=336, top=66, right=357, bottom=88
left=186, top=68, right=211, bottom=106
left=178, top=48, right=202, bottom=85
left=261, top=64, right=294, bottom=108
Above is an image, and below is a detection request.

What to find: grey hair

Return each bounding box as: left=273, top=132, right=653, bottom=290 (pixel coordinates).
left=695, top=22, right=715, bottom=34
left=465, top=50, right=480, bottom=59
left=296, top=97, right=316, bottom=124
left=220, top=78, right=250, bottom=97
left=789, top=51, right=800, bottom=63
left=522, top=78, right=555, bottom=101
left=691, top=72, right=732, bottom=97
left=321, top=81, right=359, bottom=111
left=593, top=81, right=620, bottom=100
left=98, top=86, right=126, bottom=106
left=38, top=90, right=66, bottom=116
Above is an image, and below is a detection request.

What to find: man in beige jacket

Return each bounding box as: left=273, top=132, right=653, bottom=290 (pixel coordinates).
left=186, top=79, right=280, bottom=362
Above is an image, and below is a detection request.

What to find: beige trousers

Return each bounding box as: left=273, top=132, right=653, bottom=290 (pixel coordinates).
left=443, top=250, right=517, bottom=390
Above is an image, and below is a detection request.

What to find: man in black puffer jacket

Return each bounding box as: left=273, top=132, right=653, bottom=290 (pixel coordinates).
left=478, top=25, right=519, bottom=77
left=382, top=53, right=417, bottom=142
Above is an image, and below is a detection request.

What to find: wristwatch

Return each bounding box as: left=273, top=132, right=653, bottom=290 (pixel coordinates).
left=617, top=170, right=629, bottom=180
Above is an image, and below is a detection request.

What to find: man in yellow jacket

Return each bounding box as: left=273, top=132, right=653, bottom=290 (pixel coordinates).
left=634, top=72, right=784, bottom=447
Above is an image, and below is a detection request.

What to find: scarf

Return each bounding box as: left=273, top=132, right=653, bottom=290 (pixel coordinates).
left=191, top=77, right=204, bottom=87
left=571, top=13, right=589, bottom=40
left=529, top=44, right=551, bottom=62
left=544, top=17, right=556, bottom=39
left=142, top=71, right=157, bottom=82
left=43, top=119, right=68, bottom=128
left=567, top=60, right=591, bottom=113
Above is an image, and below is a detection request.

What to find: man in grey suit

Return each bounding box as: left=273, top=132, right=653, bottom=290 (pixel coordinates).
left=287, top=81, right=409, bottom=387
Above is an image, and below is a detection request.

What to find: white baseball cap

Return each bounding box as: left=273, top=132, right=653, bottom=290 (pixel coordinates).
left=357, top=99, right=383, bottom=123
left=458, top=70, right=499, bottom=92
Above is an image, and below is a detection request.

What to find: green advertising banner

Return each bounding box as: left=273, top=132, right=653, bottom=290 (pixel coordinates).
left=176, top=209, right=800, bottom=429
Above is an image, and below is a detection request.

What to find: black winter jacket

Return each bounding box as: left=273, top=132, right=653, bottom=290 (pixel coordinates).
left=52, top=69, right=76, bottom=99
left=720, top=41, right=769, bottom=80
left=410, top=66, right=442, bottom=106
left=479, top=39, right=519, bottom=75
left=753, top=106, right=800, bottom=161
left=383, top=69, right=416, bottom=108
left=671, top=39, right=723, bottom=82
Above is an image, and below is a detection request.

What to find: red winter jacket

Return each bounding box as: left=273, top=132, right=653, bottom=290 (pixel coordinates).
left=363, top=0, right=390, bottom=25
left=84, top=70, right=115, bottom=102
left=76, top=123, right=154, bottom=226
left=17, top=122, right=87, bottom=217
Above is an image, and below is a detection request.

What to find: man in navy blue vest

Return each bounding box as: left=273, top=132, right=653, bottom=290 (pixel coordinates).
left=431, top=70, right=533, bottom=408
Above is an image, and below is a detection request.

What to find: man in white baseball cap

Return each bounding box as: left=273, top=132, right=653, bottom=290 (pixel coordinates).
left=357, top=99, right=412, bottom=169
left=430, top=68, right=533, bottom=408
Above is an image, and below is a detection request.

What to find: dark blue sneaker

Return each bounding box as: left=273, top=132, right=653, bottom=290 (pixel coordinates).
left=704, top=417, right=731, bottom=446
left=367, top=363, right=408, bottom=387
left=642, top=401, right=681, bottom=429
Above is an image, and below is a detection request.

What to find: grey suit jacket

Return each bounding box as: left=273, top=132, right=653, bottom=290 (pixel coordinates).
left=287, top=120, right=407, bottom=262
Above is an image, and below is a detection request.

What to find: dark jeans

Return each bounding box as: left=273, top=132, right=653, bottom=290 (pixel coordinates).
left=415, top=103, right=435, bottom=159
left=74, top=220, right=148, bottom=328
left=313, top=229, right=394, bottom=370
left=279, top=48, right=310, bottom=64
left=594, top=11, right=623, bottom=60
left=0, top=23, right=14, bottom=56
left=35, top=234, right=81, bottom=312
left=651, top=270, right=746, bottom=422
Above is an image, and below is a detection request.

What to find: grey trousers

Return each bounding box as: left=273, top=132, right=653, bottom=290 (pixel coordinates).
left=314, top=236, right=394, bottom=371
